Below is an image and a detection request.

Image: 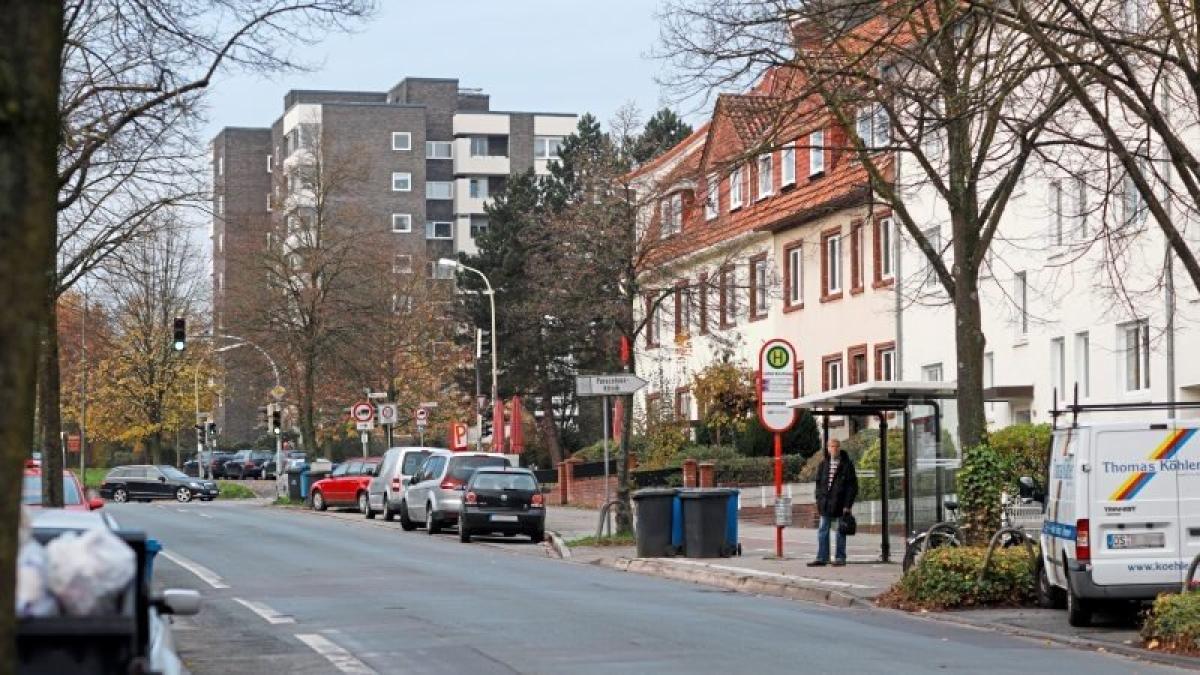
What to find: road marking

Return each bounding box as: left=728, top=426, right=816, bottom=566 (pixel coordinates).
left=196, top=511, right=213, bottom=519
left=159, top=551, right=230, bottom=589
left=294, top=633, right=375, bottom=674
left=233, top=597, right=295, bottom=624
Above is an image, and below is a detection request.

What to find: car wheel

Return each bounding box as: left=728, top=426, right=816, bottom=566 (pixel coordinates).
left=175, top=487, right=192, bottom=503
left=112, top=487, right=128, bottom=504
left=360, top=492, right=375, bottom=519
left=399, top=500, right=416, bottom=531
left=1065, top=568, right=1092, bottom=627
left=383, top=502, right=395, bottom=522
left=1037, top=561, right=1066, bottom=609
left=529, top=529, right=545, bottom=543
left=460, top=525, right=472, bottom=543
left=426, top=505, right=441, bottom=535
left=312, top=490, right=327, bottom=511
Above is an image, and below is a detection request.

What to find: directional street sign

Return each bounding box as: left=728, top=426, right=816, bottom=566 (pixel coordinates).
left=376, top=403, right=398, bottom=425
left=367, top=391, right=388, bottom=400
left=758, top=339, right=798, bottom=433
left=576, top=374, right=648, bottom=397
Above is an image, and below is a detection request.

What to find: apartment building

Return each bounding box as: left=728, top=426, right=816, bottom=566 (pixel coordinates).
left=211, top=77, right=576, bottom=442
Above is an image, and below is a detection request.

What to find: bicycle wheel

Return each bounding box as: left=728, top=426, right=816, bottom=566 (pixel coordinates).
left=905, top=528, right=960, bottom=572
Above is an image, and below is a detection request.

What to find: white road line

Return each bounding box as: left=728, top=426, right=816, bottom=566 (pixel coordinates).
left=295, top=633, right=375, bottom=674
left=233, top=597, right=295, bottom=624
left=159, top=551, right=230, bottom=589
left=196, top=512, right=213, bottom=519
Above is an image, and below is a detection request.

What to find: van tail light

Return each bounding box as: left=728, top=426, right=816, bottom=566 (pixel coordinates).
left=390, top=478, right=401, bottom=492
left=531, top=493, right=544, bottom=507
left=440, top=478, right=464, bottom=491
left=1076, top=519, right=1091, bottom=563
left=465, top=491, right=477, bottom=505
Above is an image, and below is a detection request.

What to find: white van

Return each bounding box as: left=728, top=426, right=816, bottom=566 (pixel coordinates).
left=363, top=447, right=443, bottom=521
left=1040, top=418, right=1200, bottom=626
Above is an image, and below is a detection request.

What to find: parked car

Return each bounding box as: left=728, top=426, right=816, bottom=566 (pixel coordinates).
left=223, top=449, right=273, bottom=480
left=100, top=465, right=219, bottom=503
left=22, top=463, right=104, bottom=511
left=309, top=457, right=382, bottom=512
left=363, top=446, right=440, bottom=521
left=458, top=467, right=545, bottom=543
left=400, top=452, right=510, bottom=533
left=188, top=450, right=235, bottom=479
left=261, top=451, right=308, bottom=480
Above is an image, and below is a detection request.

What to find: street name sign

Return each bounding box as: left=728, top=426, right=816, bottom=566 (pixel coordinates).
left=576, top=374, right=648, bottom=397
left=757, top=339, right=798, bottom=432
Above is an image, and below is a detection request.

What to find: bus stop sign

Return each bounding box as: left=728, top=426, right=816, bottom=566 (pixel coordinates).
left=758, top=339, right=797, bottom=433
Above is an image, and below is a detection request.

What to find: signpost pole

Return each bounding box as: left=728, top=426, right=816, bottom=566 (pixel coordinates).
left=758, top=338, right=797, bottom=560
left=602, top=395, right=610, bottom=535
left=774, top=431, right=783, bottom=558
left=361, top=430, right=369, bottom=457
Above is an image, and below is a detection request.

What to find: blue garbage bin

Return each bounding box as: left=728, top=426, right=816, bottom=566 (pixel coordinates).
left=298, top=468, right=313, bottom=499
left=679, top=488, right=740, bottom=558
left=144, top=538, right=162, bottom=583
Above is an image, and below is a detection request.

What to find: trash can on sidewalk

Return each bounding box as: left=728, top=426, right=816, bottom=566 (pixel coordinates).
left=144, top=538, right=162, bottom=583
left=632, top=488, right=679, bottom=557
left=679, top=488, right=739, bottom=558
left=286, top=467, right=305, bottom=501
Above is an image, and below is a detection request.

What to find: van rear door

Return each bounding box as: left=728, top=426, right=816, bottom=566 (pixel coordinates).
left=1171, top=422, right=1200, bottom=584
left=1090, top=425, right=1182, bottom=586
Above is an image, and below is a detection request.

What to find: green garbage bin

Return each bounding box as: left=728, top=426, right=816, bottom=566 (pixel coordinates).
left=633, top=488, right=678, bottom=557
left=679, top=488, right=738, bottom=558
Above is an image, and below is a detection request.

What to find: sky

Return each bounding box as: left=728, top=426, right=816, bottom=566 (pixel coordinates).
left=199, top=0, right=700, bottom=143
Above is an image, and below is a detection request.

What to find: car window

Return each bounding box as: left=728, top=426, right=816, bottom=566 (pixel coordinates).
left=145, top=466, right=165, bottom=480
left=402, top=451, right=432, bottom=475
left=331, top=464, right=348, bottom=477
left=423, top=456, right=447, bottom=480
left=448, top=456, right=508, bottom=482
left=472, top=473, right=537, bottom=491
left=160, top=466, right=189, bottom=480
left=106, top=468, right=126, bottom=480
left=346, top=461, right=364, bottom=475
left=124, top=467, right=147, bottom=479
left=22, top=474, right=83, bottom=505
left=377, top=453, right=396, bottom=477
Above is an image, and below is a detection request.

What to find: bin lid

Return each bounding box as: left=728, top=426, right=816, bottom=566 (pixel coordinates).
left=632, top=488, right=679, bottom=499
left=677, top=488, right=738, bottom=499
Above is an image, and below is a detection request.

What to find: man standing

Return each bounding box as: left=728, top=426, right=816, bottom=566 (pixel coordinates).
left=809, top=438, right=858, bottom=567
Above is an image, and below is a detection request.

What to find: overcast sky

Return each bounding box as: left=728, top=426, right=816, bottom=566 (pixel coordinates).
left=199, top=0, right=698, bottom=142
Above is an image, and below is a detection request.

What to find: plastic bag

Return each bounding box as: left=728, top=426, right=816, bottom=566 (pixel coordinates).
left=16, top=538, right=57, bottom=617
left=45, top=527, right=136, bottom=616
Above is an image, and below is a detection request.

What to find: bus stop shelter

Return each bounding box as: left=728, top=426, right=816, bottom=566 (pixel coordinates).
left=789, top=382, right=960, bottom=563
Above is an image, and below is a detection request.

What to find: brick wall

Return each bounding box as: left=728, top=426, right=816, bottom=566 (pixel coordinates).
left=566, top=475, right=621, bottom=509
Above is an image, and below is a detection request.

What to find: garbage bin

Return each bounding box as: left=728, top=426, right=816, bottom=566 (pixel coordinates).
left=144, top=538, right=162, bottom=583
left=304, top=468, right=329, bottom=503
left=679, top=488, right=739, bottom=558
left=632, top=488, right=679, bottom=557
left=286, top=467, right=305, bottom=501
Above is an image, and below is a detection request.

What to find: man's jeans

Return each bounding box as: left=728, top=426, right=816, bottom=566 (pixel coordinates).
left=816, top=515, right=847, bottom=563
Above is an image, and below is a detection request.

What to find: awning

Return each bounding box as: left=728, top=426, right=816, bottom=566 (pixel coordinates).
left=789, top=381, right=959, bottom=411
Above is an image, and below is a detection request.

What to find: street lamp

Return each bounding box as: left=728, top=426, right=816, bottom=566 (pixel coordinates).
left=214, top=336, right=285, bottom=495
left=438, top=258, right=498, bottom=442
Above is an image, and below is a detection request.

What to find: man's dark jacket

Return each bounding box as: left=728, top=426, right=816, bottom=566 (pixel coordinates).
left=814, top=452, right=859, bottom=517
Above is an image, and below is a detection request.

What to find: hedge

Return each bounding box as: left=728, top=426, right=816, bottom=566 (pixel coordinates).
left=881, top=546, right=1036, bottom=610
left=1143, top=592, right=1200, bottom=654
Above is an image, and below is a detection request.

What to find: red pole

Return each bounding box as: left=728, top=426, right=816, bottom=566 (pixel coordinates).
left=774, top=431, right=783, bottom=558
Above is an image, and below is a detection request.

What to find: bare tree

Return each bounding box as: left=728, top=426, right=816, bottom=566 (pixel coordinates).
left=659, top=0, right=1078, bottom=448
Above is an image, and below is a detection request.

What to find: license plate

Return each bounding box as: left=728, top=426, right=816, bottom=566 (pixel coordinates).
left=491, top=514, right=519, bottom=522
left=1107, top=532, right=1166, bottom=549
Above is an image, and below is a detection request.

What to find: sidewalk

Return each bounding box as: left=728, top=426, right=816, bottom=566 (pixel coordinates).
left=544, top=505, right=902, bottom=606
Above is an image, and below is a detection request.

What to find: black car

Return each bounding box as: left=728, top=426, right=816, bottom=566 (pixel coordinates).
left=100, top=465, right=220, bottom=503
left=223, top=450, right=273, bottom=479
left=184, top=450, right=235, bottom=478
left=458, top=467, right=544, bottom=543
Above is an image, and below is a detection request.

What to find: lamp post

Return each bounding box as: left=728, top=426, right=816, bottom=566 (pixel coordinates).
left=215, top=334, right=284, bottom=494
left=439, top=258, right=498, bottom=441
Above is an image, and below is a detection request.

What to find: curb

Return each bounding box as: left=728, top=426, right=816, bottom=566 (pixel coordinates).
left=599, top=557, right=867, bottom=609
left=546, top=531, right=571, bottom=559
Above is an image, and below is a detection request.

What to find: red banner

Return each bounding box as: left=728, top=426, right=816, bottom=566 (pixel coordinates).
left=509, top=396, right=524, bottom=453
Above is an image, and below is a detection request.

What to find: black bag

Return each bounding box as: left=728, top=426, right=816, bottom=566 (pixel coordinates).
left=839, top=513, right=858, bottom=536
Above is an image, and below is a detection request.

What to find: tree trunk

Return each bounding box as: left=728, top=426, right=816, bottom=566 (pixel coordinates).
left=38, top=291, right=64, bottom=507
left=537, top=387, right=564, bottom=466
left=953, top=268, right=987, bottom=451
left=0, top=3, right=64, bottom=672
left=302, top=353, right=320, bottom=459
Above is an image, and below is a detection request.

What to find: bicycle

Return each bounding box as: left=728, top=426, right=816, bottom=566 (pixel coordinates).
left=901, top=500, right=963, bottom=572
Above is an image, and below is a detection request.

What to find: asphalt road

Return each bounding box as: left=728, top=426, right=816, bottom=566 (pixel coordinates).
left=108, top=500, right=1180, bottom=675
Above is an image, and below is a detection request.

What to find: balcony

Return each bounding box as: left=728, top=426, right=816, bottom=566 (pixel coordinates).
left=454, top=139, right=509, bottom=175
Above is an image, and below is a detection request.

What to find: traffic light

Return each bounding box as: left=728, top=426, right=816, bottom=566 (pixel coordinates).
left=478, top=328, right=491, bottom=359
left=481, top=405, right=493, bottom=438
left=172, top=317, right=186, bottom=351
left=271, top=407, right=282, bottom=435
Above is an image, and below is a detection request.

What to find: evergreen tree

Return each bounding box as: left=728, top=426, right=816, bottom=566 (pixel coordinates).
left=630, top=107, right=693, bottom=165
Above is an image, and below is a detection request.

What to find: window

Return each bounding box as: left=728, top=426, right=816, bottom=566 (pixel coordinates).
left=1015, top=271, right=1028, bottom=336
left=750, top=256, right=769, bottom=319
left=266, top=155, right=273, bottom=174
left=855, top=105, right=890, bottom=149
left=1050, top=337, right=1066, bottom=397
left=644, top=296, right=658, bottom=347
left=215, top=272, right=223, bottom=293
left=426, top=141, right=453, bottom=159
left=756, top=153, right=773, bottom=199
left=877, top=345, right=897, bottom=382
left=392, top=172, right=412, bottom=192
left=923, top=226, right=941, bottom=288
left=469, top=136, right=489, bottom=157
left=266, top=193, right=273, bottom=212
left=823, top=231, right=842, bottom=296
left=216, top=233, right=224, bottom=253
left=1075, top=177, right=1089, bottom=238
left=426, top=221, right=453, bottom=240
left=1075, top=332, right=1090, bottom=398
left=674, top=282, right=693, bottom=339
left=729, top=166, right=744, bottom=209
left=984, top=352, right=994, bottom=390
left=850, top=222, right=864, bottom=292
left=534, top=136, right=563, bottom=160
left=1121, top=319, right=1151, bottom=392
left=809, top=130, right=825, bottom=175
left=922, top=363, right=944, bottom=382
left=877, top=217, right=895, bottom=281
left=215, top=195, right=224, bottom=215
left=1050, top=180, right=1064, bottom=246
left=391, top=132, right=411, bottom=151
left=1122, top=166, right=1148, bottom=225
left=698, top=273, right=710, bottom=335
left=216, top=155, right=223, bottom=176
left=393, top=254, right=413, bottom=274
left=661, top=193, right=682, bottom=237
left=785, top=243, right=803, bottom=308
left=391, top=213, right=412, bottom=233
left=470, top=216, right=489, bottom=238
left=719, top=265, right=737, bottom=328
left=1122, top=0, right=1146, bottom=31
left=848, top=345, right=869, bottom=385
left=652, top=297, right=665, bottom=345
left=427, top=181, right=454, bottom=200
left=781, top=144, right=796, bottom=186
left=705, top=175, right=719, bottom=220
left=469, top=178, right=489, bottom=200
left=823, top=356, right=844, bottom=391
left=675, top=389, right=693, bottom=421
left=428, top=260, right=455, bottom=279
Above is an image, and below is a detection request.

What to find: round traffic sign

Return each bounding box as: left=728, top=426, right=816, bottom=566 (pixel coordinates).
left=377, top=404, right=397, bottom=424
left=415, top=408, right=429, bottom=421
left=351, top=402, right=374, bottom=422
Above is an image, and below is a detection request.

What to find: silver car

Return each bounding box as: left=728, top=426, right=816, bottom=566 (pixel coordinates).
left=400, top=452, right=510, bottom=533
left=363, top=446, right=441, bottom=521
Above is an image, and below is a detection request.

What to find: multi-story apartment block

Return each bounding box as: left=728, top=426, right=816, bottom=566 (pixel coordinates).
left=211, top=77, right=576, bottom=442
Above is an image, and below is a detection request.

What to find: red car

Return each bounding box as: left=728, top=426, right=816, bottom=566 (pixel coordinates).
left=310, top=457, right=382, bottom=512
left=23, top=463, right=104, bottom=511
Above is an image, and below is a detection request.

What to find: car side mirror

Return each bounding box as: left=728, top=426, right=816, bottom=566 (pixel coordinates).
left=158, top=588, right=201, bottom=616
left=1019, top=476, right=1034, bottom=487
left=158, top=476, right=166, bottom=482
left=88, top=498, right=105, bottom=510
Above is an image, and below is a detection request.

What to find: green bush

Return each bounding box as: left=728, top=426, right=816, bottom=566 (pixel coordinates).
left=735, top=411, right=823, bottom=458
left=857, top=429, right=904, bottom=500
left=217, top=481, right=257, bottom=499
left=988, top=423, right=1052, bottom=492
left=891, top=546, right=1036, bottom=609
left=711, top=455, right=805, bottom=485
left=1143, top=592, right=1200, bottom=653
left=958, top=444, right=1007, bottom=544
left=798, top=451, right=825, bottom=482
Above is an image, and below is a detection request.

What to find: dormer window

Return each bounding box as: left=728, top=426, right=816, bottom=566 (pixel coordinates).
left=705, top=175, right=719, bottom=220
left=756, top=153, right=773, bottom=199
left=661, top=193, right=683, bottom=237
left=729, top=166, right=745, bottom=210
